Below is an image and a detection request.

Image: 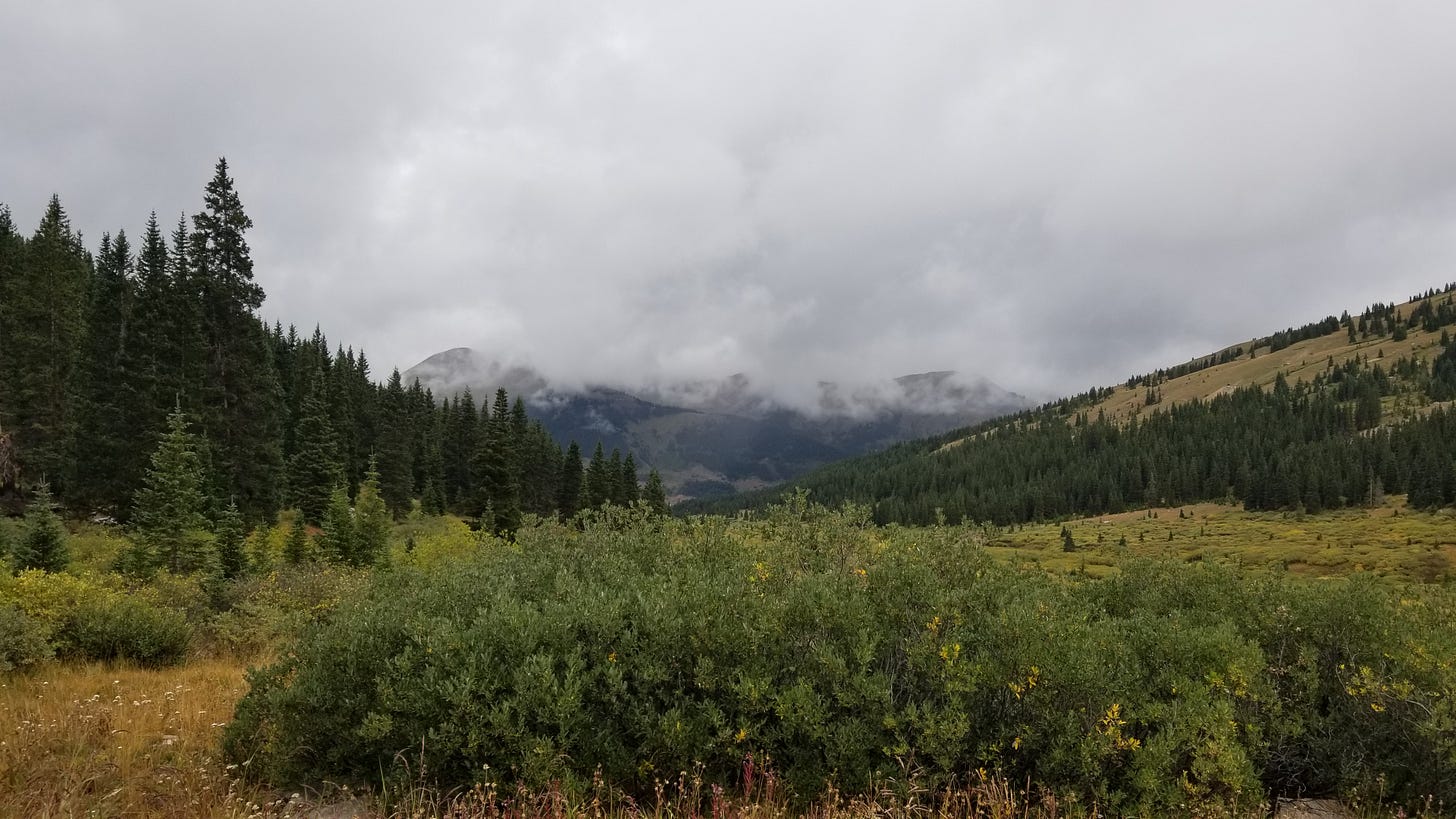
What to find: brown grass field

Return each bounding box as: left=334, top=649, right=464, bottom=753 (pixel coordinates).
left=0, top=657, right=1106, bottom=817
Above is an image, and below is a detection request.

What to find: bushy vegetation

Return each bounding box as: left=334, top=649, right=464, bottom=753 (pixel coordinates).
left=0, top=570, right=191, bottom=666
left=226, top=502, right=1456, bottom=813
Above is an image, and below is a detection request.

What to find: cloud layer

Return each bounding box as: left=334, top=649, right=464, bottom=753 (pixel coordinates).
left=6, top=2, right=1456, bottom=401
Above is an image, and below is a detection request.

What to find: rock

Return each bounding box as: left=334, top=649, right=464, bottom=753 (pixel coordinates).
left=1273, top=798, right=1355, bottom=819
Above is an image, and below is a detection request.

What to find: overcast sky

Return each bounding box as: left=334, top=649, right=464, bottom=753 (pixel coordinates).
left=5, top=2, right=1456, bottom=402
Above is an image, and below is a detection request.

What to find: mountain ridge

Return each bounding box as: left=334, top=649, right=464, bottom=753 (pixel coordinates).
left=685, top=283, right=1456, bottom=521
left=402, top=350, right=1030, bottom=500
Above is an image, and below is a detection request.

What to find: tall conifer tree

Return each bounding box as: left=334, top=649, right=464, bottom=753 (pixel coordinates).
left=71, top=230, right=136, bottom=513
left=375, top=369, right=415, bottom=516
left=642, top=469, right=669, bottom=516
left=0, top=196, right=91, bottom=489
left=287, top=367, right=344, bottom=524
left=558, top=441, right=583, bottom=520
left=190, top=159, right=284, bottom=519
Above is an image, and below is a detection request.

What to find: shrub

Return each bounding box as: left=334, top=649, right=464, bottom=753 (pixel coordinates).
left=225, top=506, right=1456, bottom=813
left=0, top=569, right=192, bottom=666
left=61, top=595, right=190, bottom=667
left=0, top=603, right=53, bottom=671
left=205, top=563, right=368, bottom=657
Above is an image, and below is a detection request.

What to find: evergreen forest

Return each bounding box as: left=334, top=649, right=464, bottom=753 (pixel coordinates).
left=688, top=297, right=1456, bottom=526
left=0, top=159, right=667, bottom=558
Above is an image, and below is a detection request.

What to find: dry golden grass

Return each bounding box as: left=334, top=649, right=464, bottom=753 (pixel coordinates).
left=985, top=498, right=1456, bottom=581
left=1090, top=294, right=1449, bottom=425
left=0, top=658, right=276, bottom=818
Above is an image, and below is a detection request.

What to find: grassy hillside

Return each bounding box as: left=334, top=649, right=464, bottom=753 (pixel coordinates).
left=1078, top=294, right=1451, bottom=427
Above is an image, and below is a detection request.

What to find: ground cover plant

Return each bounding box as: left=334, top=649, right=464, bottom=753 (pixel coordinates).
left=225, top=500, right=1456, bottom=815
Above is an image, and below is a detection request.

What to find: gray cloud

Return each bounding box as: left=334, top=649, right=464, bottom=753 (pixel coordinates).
left=5, top=1, right=1456, bottom=403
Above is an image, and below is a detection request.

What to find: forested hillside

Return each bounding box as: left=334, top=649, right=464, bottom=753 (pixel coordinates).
left=0, top=160, right=663, bottom=535
left=689, top=287, right=1456, bottom=524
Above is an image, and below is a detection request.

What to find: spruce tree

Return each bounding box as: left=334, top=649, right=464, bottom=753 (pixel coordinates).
left=165, top=215, right=207, bottom=401
left=620, top=453, right=640, bottom=505
left=472, top=388, right=520, bottom=533
left=444, top=389, right=478, bottom=509
left=287, top=367, right=344, bottom=524
left=127, top=406, right=215, bottom=576
left=17, top=483, right=68, bottom=572
left=375, top=369, right=415, bottom=516
left=319, top=483, right=356, bottom=564
left=215, top=499, right=247, bottom=579
left=71, top=230, right=136, bottom=514
left=120, top=213, right=175, bottom=491
left=190, top=159, right=285, bottom=519
left=353, top=458, right=390, bottom=566
left=584, top=443, right=611, bottom=510
left=283, top=515, right=311, bottom=565
left=558, top=441, right=583, bottom=520
left=0, top=196, right=91, bottom=491
left=518, top=423, right=562, bottom=518
left=607, top=449, right=626, bottom=505
left=642, top=469, right=669, bottom=516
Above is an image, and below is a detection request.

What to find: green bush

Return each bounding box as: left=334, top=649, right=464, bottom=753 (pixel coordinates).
left=0, top=603, right=53, bottom=671
left=59, top=594, right=190, bottom=666
left=0, top=569, right=192, bottom=666
left=206, top=563, right=368, bottom=656
left=225, top=504, right=1456, bottom=813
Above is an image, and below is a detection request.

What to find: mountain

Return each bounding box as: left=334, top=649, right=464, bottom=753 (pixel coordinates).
left=684, top=284, right=1456, bottom=523
left=402, top=350, right=1030, bottom=500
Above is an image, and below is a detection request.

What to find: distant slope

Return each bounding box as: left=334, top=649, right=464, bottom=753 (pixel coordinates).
left=687, top=284, right=1456, bottom=523
left=402, top=352, right=1030, bottom=500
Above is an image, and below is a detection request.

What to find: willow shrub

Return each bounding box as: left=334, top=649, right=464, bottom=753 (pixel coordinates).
left=225, top=501, right=1456, bottom=812
left=0, top=569, right=191, bottom=666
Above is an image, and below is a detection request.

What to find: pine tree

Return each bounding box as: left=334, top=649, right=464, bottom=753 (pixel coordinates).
left=127, top=406, right=215, bottom=576
left=319, top=483, right=356, bottom=564
left=215, top=499, right=246, bottom=579
left=607, top=449, right=626, bottom=505
left=642, top=469, right=669, bottom=516
left=164, top=215, right=207, bottom=402
left=620, top=453, right=640, bottom=506
left=415, top=387, right=447, bottom=516
left=119, top=213, right=175, bottom=491
left=444, top=389, right=478, bottom=509
left=375, top=369, right=415, bottom=516
left=584, top=443, right=611, bottom=510
left=472, top=388, right=520, bottom=533
left=353, top=458, right=390, bottom=567
left=287, top=367, right=344, bottom=524
left=17, top=483, right=68, bottom=572
left=518, top=423, right=561, bottom=518
left=71, top=229, right=138, bottom=514
left=0, top=196, right=92, bottom=491
left=190, top=159, right=284, bottom=520
left=283, top=515, right=311, bottom=565
left=558, top=441, right=583, bottom=520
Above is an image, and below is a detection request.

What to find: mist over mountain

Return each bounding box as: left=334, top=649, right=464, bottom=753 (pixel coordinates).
left=403, top=347, right=1029, bottom=499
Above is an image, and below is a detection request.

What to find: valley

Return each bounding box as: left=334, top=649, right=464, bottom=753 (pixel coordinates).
left=404, top=349, right=1029, bottom=500
left=4, top=162, right=1456, bottom=817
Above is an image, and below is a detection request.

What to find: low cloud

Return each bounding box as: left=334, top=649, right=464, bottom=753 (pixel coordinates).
left=5, top=2, right=1456, bottom=402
